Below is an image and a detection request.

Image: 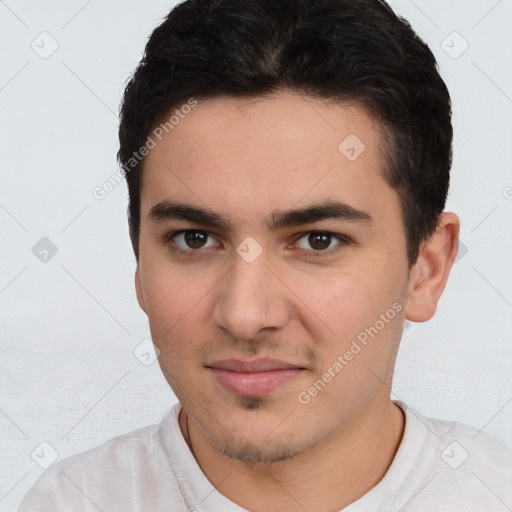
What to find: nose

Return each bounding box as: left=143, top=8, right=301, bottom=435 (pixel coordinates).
left=212, top=255, right=291, bottom=342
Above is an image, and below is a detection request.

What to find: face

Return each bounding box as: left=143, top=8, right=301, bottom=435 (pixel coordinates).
left=135, top=91, right=412, bottom=463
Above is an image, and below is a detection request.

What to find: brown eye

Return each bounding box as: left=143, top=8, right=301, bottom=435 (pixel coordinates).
left=294, top=231, right=348, bottom=254
left=307, top=232, right=332, bottom=250
left=168, top=230, right=217, bottom=251
left=183, top=230, right=209, bottom=249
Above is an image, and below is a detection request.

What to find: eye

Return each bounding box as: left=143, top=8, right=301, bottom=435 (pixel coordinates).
left=168, top=230, right=218, bottom=251
left=294, top=231, right=348, bottom=253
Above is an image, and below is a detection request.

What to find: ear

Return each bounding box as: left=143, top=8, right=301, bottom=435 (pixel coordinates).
left=129, top=220, right=147, bottom=314
left=404, top=212, right=460, bottom=322
left=135, top=265, right=148, bottom=315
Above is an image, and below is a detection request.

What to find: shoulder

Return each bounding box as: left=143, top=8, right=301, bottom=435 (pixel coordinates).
left=397, top=401, right=512, bottom=508
left=54, top=421, right=164, bottom=475
left=424, top=410, right=512, bottom=471
left=18, top=408, right=182, bottom=511
left=398, top=400, right=512, bottom=465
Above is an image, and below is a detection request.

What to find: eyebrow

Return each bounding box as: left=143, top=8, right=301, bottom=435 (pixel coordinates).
left=147, top=200, right=372, bottom=231
left=147, top=201, right=232, bottom=230
left=268, top=201, right=372, bottom=230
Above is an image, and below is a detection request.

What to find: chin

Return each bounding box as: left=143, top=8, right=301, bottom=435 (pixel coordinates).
left=211, top=434, right=309, bottom=464
left=197, top=413, right=319, bottom=465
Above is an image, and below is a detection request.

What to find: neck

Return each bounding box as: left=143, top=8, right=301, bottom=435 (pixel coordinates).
left=179, top=396, right=405, bottom=512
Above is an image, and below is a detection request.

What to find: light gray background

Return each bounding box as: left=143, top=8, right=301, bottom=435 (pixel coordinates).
left=1, top=0, right=511, bottom=509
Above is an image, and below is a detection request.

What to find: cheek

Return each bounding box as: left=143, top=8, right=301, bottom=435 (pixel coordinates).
left=296, top=270, right=376, bottom=336
left=296, top=267, right=405, bottom=409
left=141, top=262, right=214, bottom=349
left=296, top=259, right=405, bottom=346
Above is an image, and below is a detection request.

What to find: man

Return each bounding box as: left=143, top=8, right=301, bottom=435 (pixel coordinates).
left=19, top=0, right=512, bottom=510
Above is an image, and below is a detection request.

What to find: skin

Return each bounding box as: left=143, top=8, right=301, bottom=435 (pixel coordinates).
left=134, top=90, right=460, bottom=511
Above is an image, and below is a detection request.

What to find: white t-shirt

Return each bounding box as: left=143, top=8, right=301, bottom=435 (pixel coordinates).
left=18, top=400, right=512, bottom=511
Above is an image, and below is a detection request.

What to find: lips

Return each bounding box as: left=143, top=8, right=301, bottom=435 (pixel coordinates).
left=208, top=358, right=301, bottom=372
left=206, top=358, right=305, bottom=396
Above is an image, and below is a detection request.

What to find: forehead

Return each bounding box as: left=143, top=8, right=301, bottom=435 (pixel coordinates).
left=140, top=92, right=400, bottom=227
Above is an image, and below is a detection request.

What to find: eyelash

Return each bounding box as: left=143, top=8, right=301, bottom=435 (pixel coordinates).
left=295, top=231, right=352, bottom=257
left=163, top=229, right=351, bottom=257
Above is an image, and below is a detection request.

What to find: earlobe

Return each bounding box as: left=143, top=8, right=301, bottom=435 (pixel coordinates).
left=404, top=212, right=460, bottom=322
left=135, top=265, right=148, bottom=314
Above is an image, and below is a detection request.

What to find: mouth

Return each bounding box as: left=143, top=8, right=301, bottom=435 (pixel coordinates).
left=206, top=358, right=306, bottom=396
